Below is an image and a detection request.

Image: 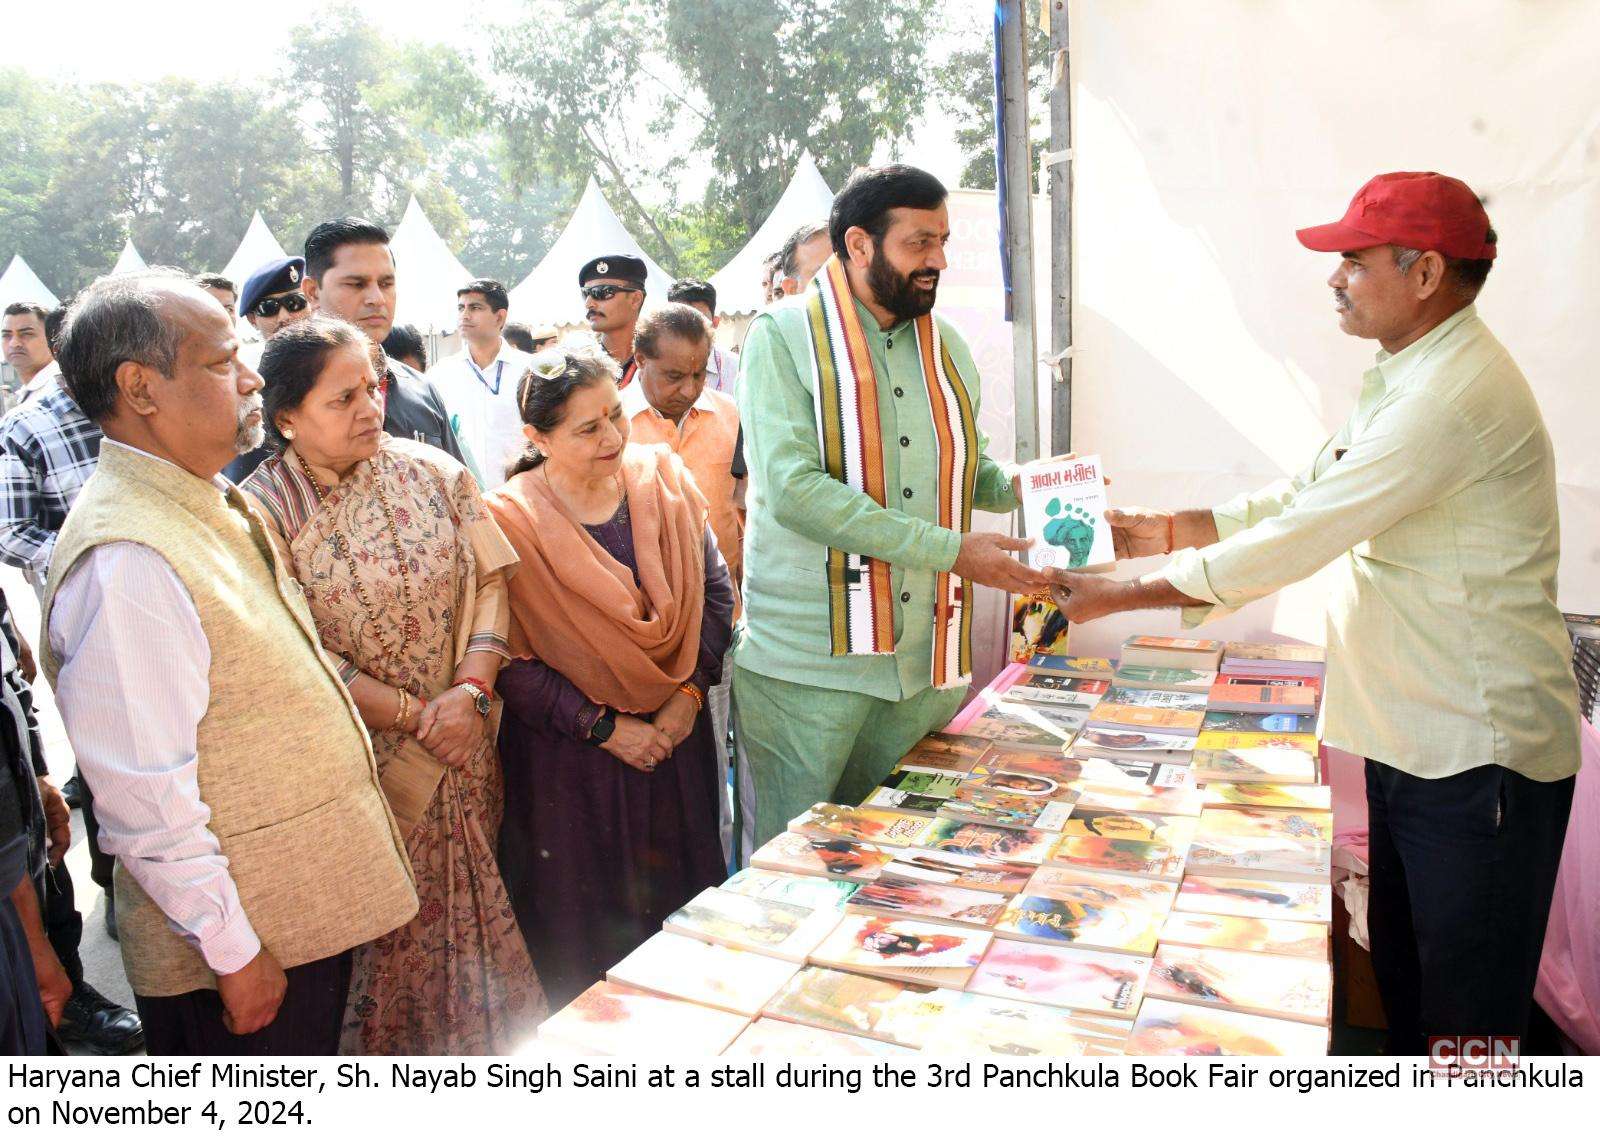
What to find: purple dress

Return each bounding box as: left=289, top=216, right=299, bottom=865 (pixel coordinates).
left=495, top=500, right=734, bottom=1010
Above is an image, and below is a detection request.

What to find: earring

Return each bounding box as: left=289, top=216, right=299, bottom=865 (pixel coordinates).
left=283, top=428, right=296, bottom=440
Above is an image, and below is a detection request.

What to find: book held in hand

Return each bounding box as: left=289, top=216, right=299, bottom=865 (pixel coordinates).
left=1019, top=454, right=1114, bottom=571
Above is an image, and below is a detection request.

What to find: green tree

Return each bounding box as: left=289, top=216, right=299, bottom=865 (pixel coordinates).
left=664, top=0, right=939, bottom=237
left=935, top=5, right=1050, bottom=190
left=287, top=4, right=423, bottom=217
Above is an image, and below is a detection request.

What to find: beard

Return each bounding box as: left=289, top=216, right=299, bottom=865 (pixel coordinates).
left=866, top=243, right=939, bottom=320
left=235, top=397, right=265, bottom=454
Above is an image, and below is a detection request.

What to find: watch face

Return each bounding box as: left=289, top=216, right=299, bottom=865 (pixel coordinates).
left=473, top=691, right=492, bottom=717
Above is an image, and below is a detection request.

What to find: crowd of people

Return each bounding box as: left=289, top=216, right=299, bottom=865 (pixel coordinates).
left=0, top=162, right=1581, bottom=1059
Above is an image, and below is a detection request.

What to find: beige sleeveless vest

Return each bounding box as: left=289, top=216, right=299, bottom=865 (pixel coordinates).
left=42, top=443, right=418, bottom=997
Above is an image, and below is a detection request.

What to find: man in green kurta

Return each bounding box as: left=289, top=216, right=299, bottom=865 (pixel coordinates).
left=734, top=165, right=1049, bottom=855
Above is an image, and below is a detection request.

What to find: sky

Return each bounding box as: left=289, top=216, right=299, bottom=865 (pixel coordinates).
left=12, top=0, right=973, bottom=188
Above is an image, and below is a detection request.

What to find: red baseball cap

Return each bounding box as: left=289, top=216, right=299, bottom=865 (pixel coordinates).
left=1297, top=172, right=1496, bottom=260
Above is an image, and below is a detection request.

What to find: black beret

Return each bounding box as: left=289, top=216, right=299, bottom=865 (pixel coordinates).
left=579, top=254, right=647, bottom=289
left=240, top=256, right=307, bottom=315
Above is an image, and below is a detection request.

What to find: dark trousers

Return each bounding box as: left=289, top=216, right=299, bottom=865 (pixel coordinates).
left=41, top=858, right=84, bottom=989
left=0, top=896, right=48, bottom=1056
left=1365, top=759, right=1574, bottom=1055
left=135, top=950, right=353, bottom=1057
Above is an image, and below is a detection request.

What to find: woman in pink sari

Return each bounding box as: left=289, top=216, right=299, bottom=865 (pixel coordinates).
left=241, top=316, right=545, bottom=1054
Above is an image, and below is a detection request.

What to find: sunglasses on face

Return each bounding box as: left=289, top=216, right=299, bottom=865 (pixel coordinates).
left=581, top=284, right=641, bottom=302
left=254, top=291, right=309, bottom=318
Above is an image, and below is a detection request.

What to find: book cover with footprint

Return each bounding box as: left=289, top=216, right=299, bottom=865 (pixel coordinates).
left=1021, top=455, right=1114, bottom=571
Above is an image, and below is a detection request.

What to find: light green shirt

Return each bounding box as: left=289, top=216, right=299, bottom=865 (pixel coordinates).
left=736, top=294, right=1019, bottom=700
left=1164, top=306, right=1579, bottom=782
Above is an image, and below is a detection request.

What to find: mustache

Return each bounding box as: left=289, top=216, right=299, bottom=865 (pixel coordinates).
left=1333, top=290, right=1351, bottom=310
left=238, top=396, right=263, bottom=421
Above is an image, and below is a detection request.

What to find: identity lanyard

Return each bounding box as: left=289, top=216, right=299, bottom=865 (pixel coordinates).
left=467, top=357, right=505, bottom=395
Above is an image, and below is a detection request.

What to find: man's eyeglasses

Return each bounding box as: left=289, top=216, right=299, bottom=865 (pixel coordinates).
left=581, top=284, right=641, bottom=302
left=253, top=292, right=309, bottom=318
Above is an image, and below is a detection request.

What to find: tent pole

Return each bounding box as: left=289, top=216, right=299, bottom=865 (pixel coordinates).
left=998, top=0, right=1040, bottom=465
left=1046, top=0, right=1072, bottom=454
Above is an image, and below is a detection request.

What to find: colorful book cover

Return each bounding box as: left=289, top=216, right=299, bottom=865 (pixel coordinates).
left=1206, top=683, right=1320, bottom=713
left=1101, top=686, right=1209, bottom=712
left=1120, top=636, right=1224, bottom=672
left=1073, top=727, right=1198, bottom=756
left=762, top=965, right=960, bottom=1048
left=985, top=746, right=1085, bottom=783
left=1183, top=835, right=1332, bottom=881
left=749, top=832, right=893, bottom=882
left=1056, top=807, right=1198, bottom=848
left=1147, top=943, right=1332, bottom=1024
left=1072, top=784, right=1205, bottom=817
left=897, top=732, right=990, bottom=774
left=1112, top=665, right=1217, bottom=692
left=936, top=788, right=1073, bottom=831
left=880, top=847, right=1036, bottom=894
left=1125, top=998, right=1330, bottom=1057
left=847, top=878, right=1009, bottom=928
left=1027, top=654, right=1115, bottom=679
left=1049, top=835, right=1186, bottom=881
left=1197, top=806, right=1333, bottom=845
left=809, top=915, right=993, bottom=989
left=862, top=767, right=966, bottom=814
left=1202, top=783, right=1333, bottom=812
left=722, top=1017, right=916, bottom=1058
left=1028, top=864, right=1179, bottom=911
left=967, top=940, right=1151, bottom=1017
left=1125, top=635, right=1225, bottom=653
left=606, top=933, right=800, bottom=1015
left=962, top=765, right=1080, bottom=801
left=956, top=706, right=1074, bottom=750
left=1087, top=702, right=1205, bottom=736
left=1020, top=454, right=1114, bottom=571
left=1174, top=875, right=1333, bottom=924
left=1064, top=755, right=1196, bottom=790
left=993, top=891, right=1165, bottom=955
left=916, top=819, right=1060, bottom=865
left=921, top=994, right=1098, bottom=1056
left=1194, top=730, right=1318, bottom=755
left=1010, top=594, right=1071, bottom=663
left=664, top=887, right=843, bottom=962
left=1003, top=679, right=1106, bottom=711
left=788, top=803, right=932, bottom=847
left=1190, top=748, right=1318, bottom=785
left=536, top=980, right=751, bottom=1056
left=1158, top=911, right=1329, bottom=960
left=1201, top=710, right=1318, bottom=734
left=1216, top=672, right=1323, bottom=694
left=721, top=867, right=860, bottom=910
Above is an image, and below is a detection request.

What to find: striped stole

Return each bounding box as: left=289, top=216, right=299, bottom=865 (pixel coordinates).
left=804, top=255, right=979, bottom=690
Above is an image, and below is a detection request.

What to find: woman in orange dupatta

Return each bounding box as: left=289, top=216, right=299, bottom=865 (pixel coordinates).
left=241, top=317, right=545, bottom=1054
left=484, top=342, right=735, bottom=1009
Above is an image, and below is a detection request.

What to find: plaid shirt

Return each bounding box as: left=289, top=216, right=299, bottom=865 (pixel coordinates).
left=0, top=372, right=102, bottom=576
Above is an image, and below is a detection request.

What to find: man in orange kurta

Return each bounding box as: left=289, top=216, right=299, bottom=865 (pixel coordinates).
left=622, top=304, right=745, bottom=861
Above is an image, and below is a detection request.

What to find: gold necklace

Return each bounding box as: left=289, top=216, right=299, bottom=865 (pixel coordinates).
left=296, top=451, right=416, bottom=662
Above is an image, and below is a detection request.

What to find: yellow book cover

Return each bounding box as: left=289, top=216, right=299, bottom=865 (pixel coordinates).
left=1195, top=731, right=1318, bottom=754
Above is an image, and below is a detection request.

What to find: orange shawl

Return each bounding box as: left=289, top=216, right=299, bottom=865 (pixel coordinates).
left=485, top=445, right=708, bottom=714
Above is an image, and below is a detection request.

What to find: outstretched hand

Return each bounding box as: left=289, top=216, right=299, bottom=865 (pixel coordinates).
left=1105, top=507, right=1173, bottom=560
left=1048, top=570, right=1133, bottom=624
left=952, top=531, right=1050, bottom=593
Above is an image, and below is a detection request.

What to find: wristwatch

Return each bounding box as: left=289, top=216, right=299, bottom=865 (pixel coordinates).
left=452, top=682, right=492, bottom=719
left=589, top=707, right=617, bottom=744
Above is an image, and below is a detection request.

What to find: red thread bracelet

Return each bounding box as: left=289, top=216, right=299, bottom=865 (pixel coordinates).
left=1167, top=513, right=1176, bottom=554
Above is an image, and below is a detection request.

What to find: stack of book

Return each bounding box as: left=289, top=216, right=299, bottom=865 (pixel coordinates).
left=535, top=635, right=1336, bottom=1058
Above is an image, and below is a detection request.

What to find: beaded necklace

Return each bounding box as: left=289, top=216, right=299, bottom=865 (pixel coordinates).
left=296, top=451, right=416, bottom=662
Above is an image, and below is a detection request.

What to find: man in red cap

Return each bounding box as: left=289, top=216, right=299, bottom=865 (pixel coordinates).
left=1050, top=172, right=1579, bottom=1054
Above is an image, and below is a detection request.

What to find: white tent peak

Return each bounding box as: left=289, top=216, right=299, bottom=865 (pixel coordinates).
left=508, top=177, right=673, bottom=328
left=709, top=150, right=834, bottom=314
left=220, top=211, right=290, bottom=288
left=111, top=239, right=148, bottom=275
left=389, top=195, right=475, bottom=334
left=0, top=255, right=59, bottom=310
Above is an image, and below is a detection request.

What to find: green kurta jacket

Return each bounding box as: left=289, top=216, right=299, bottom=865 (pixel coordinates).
left=735, top=292, right=1019, bottom=700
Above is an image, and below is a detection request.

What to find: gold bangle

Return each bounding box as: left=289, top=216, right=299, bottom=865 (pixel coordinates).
left=393, top=689, right=409, bottom=733
left=676, top=682, right=705, bottom=712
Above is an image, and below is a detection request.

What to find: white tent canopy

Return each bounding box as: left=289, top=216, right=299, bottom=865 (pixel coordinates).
left=111, top=239, right=147, bottom=275
left=508, top=177, right=672, bottom=328
left=220, top=211, right=289, bottom=289
left=0, top=255, right=59, bottom=310
left=389, top=196, right=476, bottom=334
left=709, top=151, right=834, bottom=314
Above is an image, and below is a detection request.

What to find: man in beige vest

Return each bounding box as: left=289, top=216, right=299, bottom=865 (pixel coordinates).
left=41, top=271, right=417, bottom=1055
